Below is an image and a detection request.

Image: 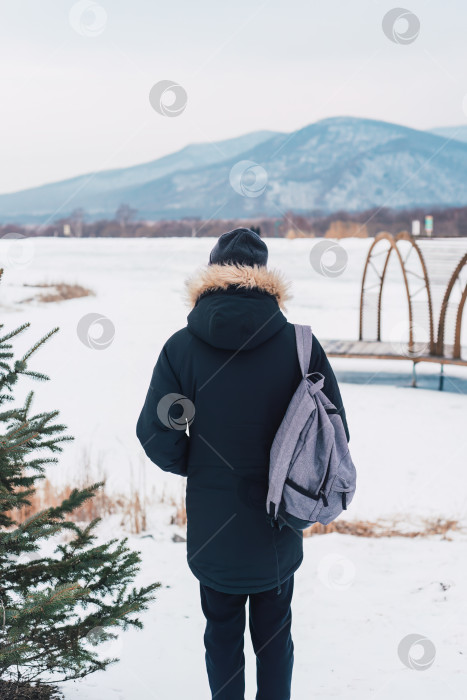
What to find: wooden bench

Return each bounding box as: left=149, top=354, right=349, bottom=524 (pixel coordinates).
left=321, top=338, right=467, bottom=389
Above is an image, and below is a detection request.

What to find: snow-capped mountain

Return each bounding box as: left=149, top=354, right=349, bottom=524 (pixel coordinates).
left=2, top=117, right=467, bottom=223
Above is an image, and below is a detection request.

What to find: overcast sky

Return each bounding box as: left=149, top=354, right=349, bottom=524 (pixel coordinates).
left=1, top=0, right=466, bottom=193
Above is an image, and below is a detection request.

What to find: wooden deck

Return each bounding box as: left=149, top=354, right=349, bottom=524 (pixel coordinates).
left=321, top=339, right=467, bottom=368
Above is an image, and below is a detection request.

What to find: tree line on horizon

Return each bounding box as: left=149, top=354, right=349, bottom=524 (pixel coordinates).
left=3, top=204, right=467, bottom=239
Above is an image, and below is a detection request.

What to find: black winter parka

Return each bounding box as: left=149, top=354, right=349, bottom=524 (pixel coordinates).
left=136, top=263, right=349, bottom=594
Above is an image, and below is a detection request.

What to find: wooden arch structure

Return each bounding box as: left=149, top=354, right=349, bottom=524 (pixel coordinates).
left=359, top=231, right=435, bottom=355
left=436, top=252, right=467, bottom=359
left=322, top=232, right=467, bottom=389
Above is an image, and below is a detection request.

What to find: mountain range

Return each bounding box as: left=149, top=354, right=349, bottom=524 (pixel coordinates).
left=2, top=117, right=467, bottom=224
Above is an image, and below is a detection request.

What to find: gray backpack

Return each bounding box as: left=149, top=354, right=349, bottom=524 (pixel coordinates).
left=266, top=324, right=357, bottom=530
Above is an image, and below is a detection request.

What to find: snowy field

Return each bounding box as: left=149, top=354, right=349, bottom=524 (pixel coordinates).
left=1, top=236, right=466, bottom=699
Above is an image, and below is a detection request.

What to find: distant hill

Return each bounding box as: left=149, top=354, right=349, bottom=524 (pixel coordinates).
left=428, top=125, right=467, bottom=143
left=0, top=130, right=280, bottom=224
left=2, top=117, right=467, bottom=223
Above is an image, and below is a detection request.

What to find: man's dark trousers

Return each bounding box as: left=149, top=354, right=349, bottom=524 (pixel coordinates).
left=199, top=575, right=294, bottom=700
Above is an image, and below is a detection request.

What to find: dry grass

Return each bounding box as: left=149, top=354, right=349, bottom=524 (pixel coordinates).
left=285, top=228, right=315, bottom=239
left=145, top=489, right=462, bottom=541
left=324, top=220, right=368, bottom=238
left=14, top=478, right=149, bottom=535
left=10, top=449, right=461, bottom=542
left=21, top=282, right=94, bottom=303
left=169, top=492, right=187, bottom=527
left=12, top=451, right=154, bottom=535
left=304, top=517, right=462, bottom=539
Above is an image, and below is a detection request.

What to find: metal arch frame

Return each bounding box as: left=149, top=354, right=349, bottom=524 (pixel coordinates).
left=395, top=231, right=435, bottom=354
left=436, top=252, right=467, bottom=359
left=359, top=231, right=435, bottom=354
left=359, top=232, right=394, bottom=343
left=454, top=284, right=467, bottom=359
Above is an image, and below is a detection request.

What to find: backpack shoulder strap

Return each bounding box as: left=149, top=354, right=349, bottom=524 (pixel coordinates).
left=294, top=324, right=313, bottom=378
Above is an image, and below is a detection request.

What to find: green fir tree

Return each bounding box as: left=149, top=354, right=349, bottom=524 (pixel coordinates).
left=0, top=270, right=159, bottom=692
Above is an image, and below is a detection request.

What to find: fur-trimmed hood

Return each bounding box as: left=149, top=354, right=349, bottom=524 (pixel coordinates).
left=184, top=263, right=292, bottom=311
left=184, top=264, right=292, bottom=351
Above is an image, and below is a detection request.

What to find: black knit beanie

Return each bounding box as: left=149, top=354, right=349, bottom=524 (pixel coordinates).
left=208, top=228, right=268, bottom=267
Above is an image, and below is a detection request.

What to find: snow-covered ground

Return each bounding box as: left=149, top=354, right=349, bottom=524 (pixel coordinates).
left=1, top=236, right=466, bottom=699
left=63, top=524, right=467, bottom=700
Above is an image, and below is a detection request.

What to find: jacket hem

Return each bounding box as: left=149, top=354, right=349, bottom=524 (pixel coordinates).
left=187, top=552, right=304, bottom=595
